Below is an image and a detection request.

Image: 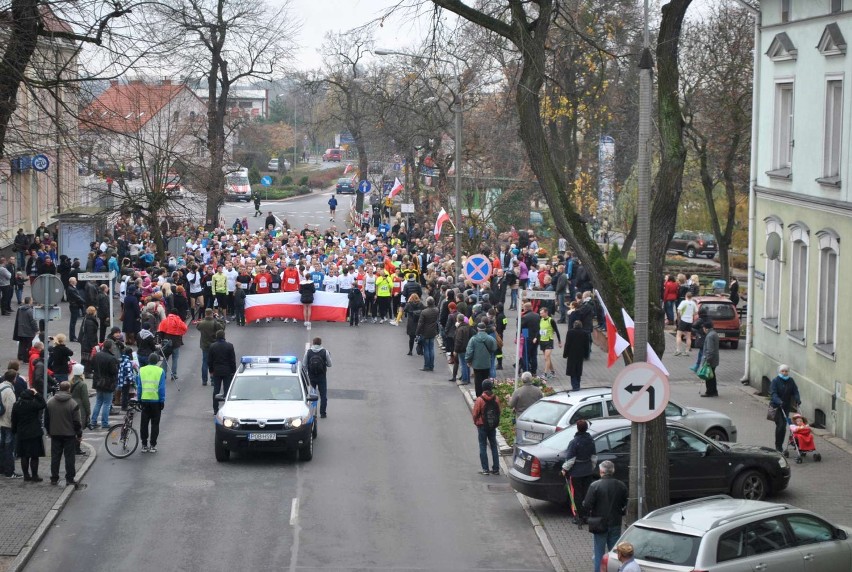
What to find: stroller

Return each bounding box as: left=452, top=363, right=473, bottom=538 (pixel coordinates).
left=784, top=411, right=821, bottom=464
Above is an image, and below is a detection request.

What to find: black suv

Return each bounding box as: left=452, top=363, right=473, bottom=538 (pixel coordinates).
left=668, top=231, right=718, bottom=258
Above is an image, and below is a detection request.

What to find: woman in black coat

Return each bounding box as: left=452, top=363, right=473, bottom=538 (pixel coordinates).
left=172, top=286, right=190, bottom=322
left=404, top=294, right=424, bottom=355
left=563, top=320, right=588, bottom=391
left=79, top=306, right=100, bottom=376
left=11, top=388, right=46, bottom=481
left=122, top=289, right=141, bottom=345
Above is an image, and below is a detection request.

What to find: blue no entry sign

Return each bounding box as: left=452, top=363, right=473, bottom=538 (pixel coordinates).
left=464, top=254, right=492, bottom=285
left=358, top=180, right=372, bottom=194
left=260, top=176, right=273, bottom=187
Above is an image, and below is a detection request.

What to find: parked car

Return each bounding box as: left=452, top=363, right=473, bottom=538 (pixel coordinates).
left=514, top=387, right=737, bottom=446
left=509, top=418, right=789, bottom=504
left=693, top=295, right=741, bottom=349
left=323, top=148, right=342, bottom=162
left=603, top=496, right=852, bottom=572
left=335, top=178, right=355, bottom=194
left=267, top=158, right=279, bottom=171
left=668, top=230, right=718, bottom=258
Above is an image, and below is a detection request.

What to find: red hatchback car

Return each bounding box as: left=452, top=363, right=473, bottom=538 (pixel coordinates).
left=323, top=148, right=342, bottom=162
left=693, top=295, right=741, bottom=348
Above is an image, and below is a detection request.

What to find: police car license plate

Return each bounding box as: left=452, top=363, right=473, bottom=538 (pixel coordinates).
left=248, top=433, right=276, bottom=441
left=525, top=431, right=544, bottom=442
left=513, top=455, right=526, bottom=469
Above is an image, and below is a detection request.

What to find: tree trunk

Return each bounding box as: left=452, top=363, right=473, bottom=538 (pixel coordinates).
left=354, top=139, right=368, bottom=213
left=621, top=215, right=637, bottom=258
left=0, top=0, right=39, bottom=157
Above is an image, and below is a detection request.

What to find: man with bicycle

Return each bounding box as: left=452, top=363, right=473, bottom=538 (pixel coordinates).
left=137, top=354, right=166, bottom=454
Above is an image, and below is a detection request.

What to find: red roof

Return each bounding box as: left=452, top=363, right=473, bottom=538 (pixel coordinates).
left=80, top=82, right=190, bottom=133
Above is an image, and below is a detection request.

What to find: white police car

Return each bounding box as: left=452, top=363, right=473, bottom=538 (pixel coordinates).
left=214, top=356, right=318, bottom=462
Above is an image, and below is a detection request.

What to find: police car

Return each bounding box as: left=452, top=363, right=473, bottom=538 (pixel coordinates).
left=214, top=356, right=318, bottom=462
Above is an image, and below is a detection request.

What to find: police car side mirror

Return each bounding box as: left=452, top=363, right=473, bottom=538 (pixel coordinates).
left=307, top=394, right=319, bottom=402
left=214, top=394, right=226, bottom=403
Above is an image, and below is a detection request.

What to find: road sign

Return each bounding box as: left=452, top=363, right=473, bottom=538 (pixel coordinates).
left=611, top=362, right=670, bottom=423
left=358, top=180, right=372, bottom=194
left=260, top=176, right=273, bottom=187
left=32, top=154, right=50, bottom=172
left=78, top=272, right=112, bottom=281
left=393, top=162, right=401, bottom=171
left=400, top=203, right=415, bottom=213
left=167, top=237, right=186, bottom=255
left=31, top=274, right=64, bottom=306
left=523, top=290, right=556, bottom=300
left=464, top=254, right=492, bottom=285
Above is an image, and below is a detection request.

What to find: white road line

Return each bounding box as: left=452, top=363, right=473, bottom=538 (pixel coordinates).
left=289, top=497, right=299, bottom=526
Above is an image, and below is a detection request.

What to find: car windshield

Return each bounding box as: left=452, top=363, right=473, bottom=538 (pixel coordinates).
left=519, top=400, right=571, bottom=426
left=227, top=175, right=249, bottom=185
left=620, top=525, right=701, bottom=566
left=702, top=303, right=735, bottom=320
left=227, top=375, right=303, bottom=401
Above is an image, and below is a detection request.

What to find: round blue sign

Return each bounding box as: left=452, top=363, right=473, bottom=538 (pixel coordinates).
left=32, top=154, right=50, bottom=172
left=260, top=176, right=273, bottom=187
left=358, top=180, right=372, bottom=194
left=464, top=254, right=492, bottom=285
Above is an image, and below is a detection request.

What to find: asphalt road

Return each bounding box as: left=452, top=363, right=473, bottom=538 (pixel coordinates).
left=24, top=317, right=553, bottom=571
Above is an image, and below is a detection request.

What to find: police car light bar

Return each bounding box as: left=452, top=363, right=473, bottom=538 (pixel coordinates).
left=240, top=356, right=298, bottom=364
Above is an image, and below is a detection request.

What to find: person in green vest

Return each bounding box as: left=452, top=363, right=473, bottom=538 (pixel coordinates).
left=538, top=306, right=562, bottom=379
left=136, top=354, right=166, bottom=454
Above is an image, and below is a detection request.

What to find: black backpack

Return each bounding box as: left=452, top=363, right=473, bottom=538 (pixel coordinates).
left=483, top=398, right=500, bottom=430
left=306, top=349, right=327, bottom=377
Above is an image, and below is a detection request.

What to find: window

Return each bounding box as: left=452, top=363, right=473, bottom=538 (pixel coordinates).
left=786, top=514, right=835, bottom=545
left=569, top=402, right=603, bottom=425
left=718, top=519, right=791, bottom=562
left=788, top=225, right=809, bottom=338
left=822, top=79, right=843, bottom=182
left=0, top=180, right=7, bottom=227
left=605, top=400, right=619, bottom=417
left=596, top=429, right=631, bottom=455
left=664, top=402, right=684, bottom=418
left=816, top=230, right=839, bottom=355
left=763, top=219, right=783, bottom=327
left=782, top=0, right=791, bottom=22
left=518, top=400, right=570, bottom=425
left=771, top=82, right=794, bottom=176
left=832, top=0, right=843, bottom=14
left=666, top=428, right=707, bottom=454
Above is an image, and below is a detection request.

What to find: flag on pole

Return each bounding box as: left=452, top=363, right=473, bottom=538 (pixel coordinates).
left=343, top=163, right=353, bottom=175
left=433, top=208, right=450, bottom=239
left=594, top=290, right=630, bottom=368
left=621, top=308, right=670, bottom=377
left=388, top=177, right=403, bottom=198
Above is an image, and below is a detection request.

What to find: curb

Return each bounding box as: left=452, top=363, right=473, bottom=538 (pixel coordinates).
left=8, top=440, right=97, bottom=572
left=456, top=382, right=566, bottom=572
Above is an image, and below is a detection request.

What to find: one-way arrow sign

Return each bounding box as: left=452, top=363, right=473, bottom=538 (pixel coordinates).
left=612, top=363, right=669, bottom=423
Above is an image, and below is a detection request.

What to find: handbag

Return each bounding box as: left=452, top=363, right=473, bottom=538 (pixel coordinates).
left=767, top=404, right=778, bottom=421
left=696, top=362, right=713, bottom=381
left=415, top=335, right=424, bottom=356
left=586, top=516, right=608, bottom=534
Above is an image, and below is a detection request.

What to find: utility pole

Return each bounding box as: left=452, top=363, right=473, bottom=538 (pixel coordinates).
left=453, top=95, right=463, bottom=283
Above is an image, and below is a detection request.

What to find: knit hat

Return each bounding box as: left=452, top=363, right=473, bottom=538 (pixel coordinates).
left=476, top=322, right=487, bottom=331
left=71, top=363, right=85, bottom=377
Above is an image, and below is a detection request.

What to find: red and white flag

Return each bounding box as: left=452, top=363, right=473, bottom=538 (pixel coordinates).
left=343, top=163, right=353, bottom=175
left=433, top=208, right=450, bottom=239
left=244, top=292, right=348, bottom=322
left=594, top=290, right=630, bottom=368
left=388, top=177, right=403, bottom=198
left=621, top=308, right=669, bottom=376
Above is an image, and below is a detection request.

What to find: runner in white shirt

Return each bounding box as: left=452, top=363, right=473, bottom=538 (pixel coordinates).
left=675, top=292, right=699, bottom=356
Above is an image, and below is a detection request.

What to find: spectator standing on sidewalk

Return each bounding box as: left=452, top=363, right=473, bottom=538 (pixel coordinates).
left=465, top=322, right=497, bottom=397
left=0, top=258, right=12, bottom=315
left=584, top=460, right=628, bottom=572
left=209, top=331, right=236, bottom=414
left=0, top=373, right=20, bottom=478
left=415, top=297, right=439, bottom=371
left=303, top=338, right=332, bottom=419
left=69, top=364, right=92, bottom=433
left=11, top=387, right=46, bottom=481
left=13, top=297, right=38, bottom=362
left=90, top=339, right=118, bottom=428
left=158, top=309, right=188, bottom=381
left=561, top=419, right=596, bottom=527
left=137, top=354, right=166, bottom=453
left=699, top=322, right=720, bottom=398
left=615, top=543, right=642, bottom=572
left=66, top=277, right=86, bottom=342
left=196, top=309, right=225, bottom=387
left=45, top=381, right=83, bottom=486
left=563, top=320, right=588, bottom=391
left=509, top=371, right=543, bottom=418
left=471, top=379, right=500, bottom=476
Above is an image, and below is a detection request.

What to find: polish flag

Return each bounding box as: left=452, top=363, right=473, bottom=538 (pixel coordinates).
left=388, top=177, right=404, bottom=198
left=344, top=163, right=353, bottom=174
left=621, top=308, right=670, bottom=376
left=244, top=292, right=348, bottom=322
left=594, top=290, right=630, bottom=368
left=434, top=208, right=450, bottom=239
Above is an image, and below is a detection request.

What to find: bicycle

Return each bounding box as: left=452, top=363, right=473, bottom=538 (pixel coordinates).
left=104, top=400, right=142, bottom=459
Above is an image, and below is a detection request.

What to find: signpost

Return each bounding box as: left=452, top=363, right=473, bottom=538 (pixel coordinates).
left=32, top=274, right=64, bottom=398
left=515, top=289, right=557, bottom=388
left=358, top=180, right=372, bottom=194
left=400, top=203, right=415, bottom=214
left=79, top=271, right=115, bottom=320
left=463, top=254, right=492, bottom=285
left=32, top=154, right=50, bottom=172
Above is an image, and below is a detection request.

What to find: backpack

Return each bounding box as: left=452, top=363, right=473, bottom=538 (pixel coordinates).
left=306, top=349, right=327, bottom=377
left=483, top=397, right=500, bottom=430
left=0, top=385, right=11, bottom=416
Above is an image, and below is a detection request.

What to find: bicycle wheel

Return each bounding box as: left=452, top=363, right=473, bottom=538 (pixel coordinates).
left=105, top=424, right=140, bottom=459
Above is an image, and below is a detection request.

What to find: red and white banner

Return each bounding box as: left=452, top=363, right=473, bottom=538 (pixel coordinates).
left=621, top=308, right=669, bottom=376
left=434, top=207, right=450, bottom=238
left=343, top=163, right=353, bottom=175
left=389, top=177, right=403, bottom=198
left=244, top=292, right=348, bottom=322
left=594, top=290, right=630, bottom=368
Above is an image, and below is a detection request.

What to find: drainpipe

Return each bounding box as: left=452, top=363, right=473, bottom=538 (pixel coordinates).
left=733, top=0, right=761, bottom=384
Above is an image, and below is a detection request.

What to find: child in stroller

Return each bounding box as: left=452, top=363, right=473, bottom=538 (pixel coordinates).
left=787, top=413, right=822, bottom=463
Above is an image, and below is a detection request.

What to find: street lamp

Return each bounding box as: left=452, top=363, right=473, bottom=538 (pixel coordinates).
left=276, top=92, right=298, bottom=172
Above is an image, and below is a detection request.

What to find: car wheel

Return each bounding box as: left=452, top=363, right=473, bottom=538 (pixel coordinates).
left=730, top=341, right=739, bottom=349
left=706, top=254, right=715, bottom=259
left=733, top=470, right=768, bottom=500
left=299, top=432, right=313, bottom=461
left=705, top=428, right=728, bottom=442
left=686, top=247, right=696, bottom=258
left=312, top=418, right=318, bottom=439
left=214, top=438, right=230, bottom=462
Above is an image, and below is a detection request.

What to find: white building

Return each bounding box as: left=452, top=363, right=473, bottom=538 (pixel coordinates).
left=749, top=0, right=852, bottom=439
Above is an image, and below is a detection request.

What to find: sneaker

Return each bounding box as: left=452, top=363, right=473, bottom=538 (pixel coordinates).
left=141, top=446, right=150, bottom=453
left=50, top=479, right=59, bottom=485
left=255, top=319, right=260, bottom=324
left=149, top=447, right=157, bottom=454
left=265, top=317, right=271, bottom=323
left=304, top=321, right=311, bottom=327
left=674, top=351, right=682, bottom=356
left=6, top=473, right=23, bottom=479
left=479, top=470, right=491, bottom=475
left=380, top=318, right=387, bottom=323
left=490, top=469, right=500, bottom=475
left=31, top=476, right=43, bottom=483
left=320, top=413, right=327, bottom=419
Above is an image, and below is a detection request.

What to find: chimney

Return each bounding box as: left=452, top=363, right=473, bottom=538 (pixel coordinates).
left=110, top=80, right=119, bottom=87
left=162, top=79, right=172, bottom=86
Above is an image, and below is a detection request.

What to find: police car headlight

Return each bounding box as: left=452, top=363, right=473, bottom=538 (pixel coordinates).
left=289, top=417, right=303, bottom=428
left=223, top=417, right=240, bottom=429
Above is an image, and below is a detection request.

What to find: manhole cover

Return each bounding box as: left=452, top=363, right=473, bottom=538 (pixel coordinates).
left=486, top=484, right=513, bottom=493
left=173, top=479, right=215, bottom=489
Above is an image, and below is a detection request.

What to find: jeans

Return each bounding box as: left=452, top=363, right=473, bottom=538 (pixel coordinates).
left=310, top=376, right=327, bottom=416
left=212, top=374, right=230, bottom=414
left=201, top=349, right=209, bottom=384
left=91, top=390, right=113, bottom=427
left=68, top=305, right=81, bottom=340
left=557, top=292, right=566, bottom=321
left=16, top=251, right=25, bottom=271
left=593, top=526, right=622, bottom=572
left=140, top=401, right=162, bottom=447
left=693, top=348, right=704, bottom=369
left=169, top=347, right=180, bottom=379
left=15, top=286, right=22, bottom=305
left=0, top=427, right=15, bottom=476
left=459, top=360, right=470, bottom=383
left=50, top=436, right=76, bottom=482
left=477, top=425, right=499, bottom=472
left=570, top=375, right=582, bottom=391
left=510, top=289, right=518, bottom=309
left=423, top=337, right=435, bottom=370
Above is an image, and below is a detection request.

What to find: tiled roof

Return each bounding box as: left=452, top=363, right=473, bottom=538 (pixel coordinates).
left=79, top=82, right=188, bottom=133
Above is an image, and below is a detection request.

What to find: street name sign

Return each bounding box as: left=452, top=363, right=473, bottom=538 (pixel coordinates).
left=523, top=290, right=556, bottom=300
left=78, top=272, right=113, bottom=281
left=611, top=362, right=670, bottom=422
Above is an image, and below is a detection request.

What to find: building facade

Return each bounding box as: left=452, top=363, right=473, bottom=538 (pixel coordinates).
left=750, top=0, right=852, bottom=439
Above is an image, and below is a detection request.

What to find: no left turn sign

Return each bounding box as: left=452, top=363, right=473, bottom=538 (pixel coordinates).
left=611, top=362, right=670, bottom=423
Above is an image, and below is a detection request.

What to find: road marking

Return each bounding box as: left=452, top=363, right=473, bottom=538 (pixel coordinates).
left=289, top=497, right=299, bottom=526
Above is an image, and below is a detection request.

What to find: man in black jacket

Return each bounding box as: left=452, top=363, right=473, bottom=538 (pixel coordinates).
left=584, top=460, right=628, bottom=572
left=519, top=302, right=541, bottom=375
left=208, top=331, right=236, bottom=414
left=66, top=277, right=86, bottom=342
left=45, top=381, right=83, bottom=486
left=96, top=284, right=110, bottom=342
left=561, top=419, right=597, bottom=526
left=90, top=340, right=118, bottom=429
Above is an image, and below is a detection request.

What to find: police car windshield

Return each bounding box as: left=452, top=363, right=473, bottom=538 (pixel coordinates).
left=228, top=376, right=302, bottom=401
